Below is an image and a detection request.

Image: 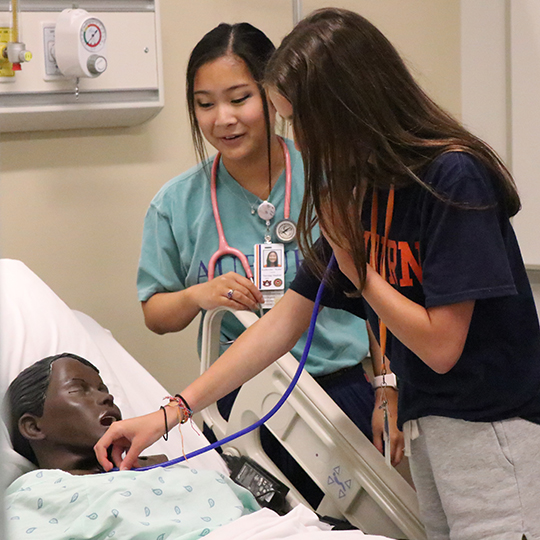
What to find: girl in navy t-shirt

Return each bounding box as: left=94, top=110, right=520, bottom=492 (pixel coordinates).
left=266, top=7, right=540, bottom=540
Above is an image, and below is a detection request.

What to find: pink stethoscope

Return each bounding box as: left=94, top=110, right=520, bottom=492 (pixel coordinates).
left=208, top=136, right=293, bottom=280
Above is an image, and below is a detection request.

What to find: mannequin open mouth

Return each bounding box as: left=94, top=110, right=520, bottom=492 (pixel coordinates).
left=100, top=415, right=119, bottom=427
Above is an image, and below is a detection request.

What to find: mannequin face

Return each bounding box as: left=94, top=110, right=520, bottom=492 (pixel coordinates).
left=33, top=357, right=122, bottom=450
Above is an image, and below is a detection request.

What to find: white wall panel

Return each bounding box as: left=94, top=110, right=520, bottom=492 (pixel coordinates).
left=510, top=0, right=540, bottom=268
left=461, top=0, right=540, bottom=268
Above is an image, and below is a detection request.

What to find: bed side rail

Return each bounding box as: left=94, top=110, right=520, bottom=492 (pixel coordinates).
left=200, top=307, right=426, bottom=540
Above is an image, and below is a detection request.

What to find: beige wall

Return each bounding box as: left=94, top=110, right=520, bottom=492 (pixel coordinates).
left=304, top=0, right=461, bottom=116
left=0, top=1, right=461, bottom=394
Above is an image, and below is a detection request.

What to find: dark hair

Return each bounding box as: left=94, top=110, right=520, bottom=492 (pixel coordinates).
left=265, top=8, right=520, bottom=290
left=5, top=353, right=99, bottom=465
left=186, top=23, right=276, bottom=190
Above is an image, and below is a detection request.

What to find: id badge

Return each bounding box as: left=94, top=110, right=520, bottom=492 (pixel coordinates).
left=254, top=243, right=285, bottom=309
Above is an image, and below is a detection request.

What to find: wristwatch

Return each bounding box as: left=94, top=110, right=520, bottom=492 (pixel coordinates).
left=372, top=373, right=398, bottom=389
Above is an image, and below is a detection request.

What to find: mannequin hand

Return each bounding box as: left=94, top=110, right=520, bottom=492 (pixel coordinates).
left=191, top=272, right=264, bottom=312
left=372, top=387, right=404, bottom=466
left=94, top=410, right=165, bottom=472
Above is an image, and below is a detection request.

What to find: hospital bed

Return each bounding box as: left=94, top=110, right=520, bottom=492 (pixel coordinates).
left=0, top=259, right=426, bottom=539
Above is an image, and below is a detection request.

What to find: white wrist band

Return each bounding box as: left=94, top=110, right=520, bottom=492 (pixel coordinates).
left=372, top=373, right=398, bottom=389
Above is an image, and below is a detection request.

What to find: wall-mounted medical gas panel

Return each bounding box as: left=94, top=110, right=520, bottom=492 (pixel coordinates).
left=0, top=0, right=163, bottom=132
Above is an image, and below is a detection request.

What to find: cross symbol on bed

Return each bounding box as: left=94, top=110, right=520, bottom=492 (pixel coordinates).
left=327, top=466, right=353, bottom=499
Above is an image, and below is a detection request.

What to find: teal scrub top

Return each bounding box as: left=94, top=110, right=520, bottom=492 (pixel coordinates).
left=138, top=139, right=369, bottom=376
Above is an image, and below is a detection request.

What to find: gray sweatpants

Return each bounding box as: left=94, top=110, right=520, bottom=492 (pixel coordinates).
left=407, top=416, right=540, bottom=540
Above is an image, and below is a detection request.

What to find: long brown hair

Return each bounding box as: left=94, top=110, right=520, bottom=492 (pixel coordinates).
left=265, top=8, right=520, bottom=291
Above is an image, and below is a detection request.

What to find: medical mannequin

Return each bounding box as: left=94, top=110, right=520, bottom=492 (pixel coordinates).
left=5, top=354, right=258, bottom=538
left=6, top=353, right=165, bottom=474
left=136, top=21, right=403, bottom=501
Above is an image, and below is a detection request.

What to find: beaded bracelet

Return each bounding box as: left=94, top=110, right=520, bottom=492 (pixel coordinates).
left=164, top=395, right=193, bottom=424
left=162, top=395, right=196, bottom=460
left=175, top=394, right=193, bottom=416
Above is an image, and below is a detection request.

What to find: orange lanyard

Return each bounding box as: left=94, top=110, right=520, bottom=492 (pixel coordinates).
left=370, top=186, right=395, bottom=369
left=370, top=185, right=395, bottom=465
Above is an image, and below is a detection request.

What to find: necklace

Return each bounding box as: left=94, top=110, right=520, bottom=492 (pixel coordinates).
left=220, top=176, right=265, bottom=215
left=211, top=137, right=294, bottom=244
left=220, top=178, right=276, bottom=241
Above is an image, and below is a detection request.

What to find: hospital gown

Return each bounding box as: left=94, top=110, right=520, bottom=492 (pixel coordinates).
left=5, top=463, right=259, bottom=539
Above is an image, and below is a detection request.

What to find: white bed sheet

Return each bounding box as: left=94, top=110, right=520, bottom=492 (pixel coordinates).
left=206, top=505, right=388, bottom=540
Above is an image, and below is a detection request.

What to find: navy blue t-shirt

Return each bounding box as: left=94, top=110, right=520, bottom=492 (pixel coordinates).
left=291, top=152, right=540, bottom=428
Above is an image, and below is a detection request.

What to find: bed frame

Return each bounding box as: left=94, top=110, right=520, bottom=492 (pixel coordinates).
left=200, top=307, right=426, bottom=540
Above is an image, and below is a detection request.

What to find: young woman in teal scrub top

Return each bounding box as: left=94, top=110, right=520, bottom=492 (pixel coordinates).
left=134, top=22, right=403, bottom=504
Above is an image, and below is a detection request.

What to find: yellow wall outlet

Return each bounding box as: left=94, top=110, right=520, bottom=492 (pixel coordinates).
left=0, top=27, right=15, bottom=78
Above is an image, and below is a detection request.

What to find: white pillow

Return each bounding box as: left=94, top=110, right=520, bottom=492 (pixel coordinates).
left=0, top=259, right=227, bottom=487
left=0, top=259, right=131, bottom=412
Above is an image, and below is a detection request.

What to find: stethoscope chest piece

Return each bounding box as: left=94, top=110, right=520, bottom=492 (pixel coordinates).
left=274, top=219, right=297, bottom=243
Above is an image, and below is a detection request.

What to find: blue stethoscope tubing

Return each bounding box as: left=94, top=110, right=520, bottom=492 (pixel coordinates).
left=134, top=255, right=334, bottom=472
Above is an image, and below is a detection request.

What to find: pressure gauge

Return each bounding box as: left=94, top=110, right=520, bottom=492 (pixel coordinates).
left=55, top=9, right=108, bottom=79
left=81, top=19, right=106, bottom=51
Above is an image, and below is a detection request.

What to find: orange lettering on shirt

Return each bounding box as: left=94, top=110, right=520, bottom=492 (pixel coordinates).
left=364, top=230, right=371, bottom=250
left=364, top=230, right=380, bottom=267
left=398, top=241, right=422, bottom=286
left=387, top=240, right=398, bottom=285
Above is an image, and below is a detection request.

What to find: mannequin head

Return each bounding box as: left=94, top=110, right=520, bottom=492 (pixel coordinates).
left=6, top=353, right=121, bottom=473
